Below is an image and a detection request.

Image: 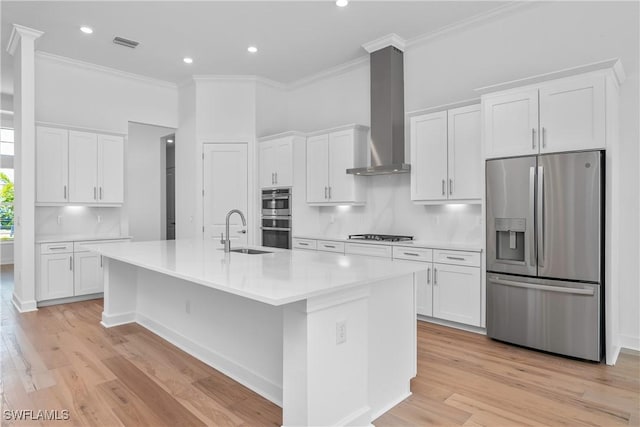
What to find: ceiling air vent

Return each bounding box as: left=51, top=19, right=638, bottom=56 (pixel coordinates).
left=113, top=37, right=139, bottom=49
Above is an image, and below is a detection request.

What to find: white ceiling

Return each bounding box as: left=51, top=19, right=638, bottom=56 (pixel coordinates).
left=1, top=1, right=510, bottom=94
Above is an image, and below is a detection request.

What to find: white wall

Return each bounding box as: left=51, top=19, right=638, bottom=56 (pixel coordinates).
left=256, top=81, right=289, bottom=137
left=127, top=123, right=176, bottom=241
left=261, top=1, right=640, bottom=349
left=176, top=82, right=197, bottom=238
left=35, top=54, right=178, bottom=133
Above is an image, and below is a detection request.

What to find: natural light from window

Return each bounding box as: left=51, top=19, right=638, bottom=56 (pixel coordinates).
left=0, top=128, right=15, bottom=241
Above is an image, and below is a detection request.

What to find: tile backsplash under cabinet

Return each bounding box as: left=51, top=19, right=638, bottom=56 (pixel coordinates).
left=35, top=206, right=125, bottom=239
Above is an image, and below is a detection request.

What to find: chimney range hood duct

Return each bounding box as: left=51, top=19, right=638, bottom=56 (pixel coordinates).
left=347, top=45, right=410, bottom=176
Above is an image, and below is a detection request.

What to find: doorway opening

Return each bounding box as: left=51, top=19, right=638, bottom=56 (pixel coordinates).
left=164, top=134, right=175, bottom=240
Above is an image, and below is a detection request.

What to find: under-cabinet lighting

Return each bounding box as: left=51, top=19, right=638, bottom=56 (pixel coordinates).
left=80, top=26, right=93, bottom=34
left=336, top=0, right=348, bottom=7
left=183, top=57, right=193, bottom=64
left=247, top=46, right=258, bottom=53
left=336, top=205, right=351, bottom=212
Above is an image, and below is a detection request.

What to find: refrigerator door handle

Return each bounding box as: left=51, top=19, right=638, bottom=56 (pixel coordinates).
left=489, top=277, right=595, bottom=296
left=529, top=166, right=536, bottom=267
left=537, top=166, right=545, bottom=268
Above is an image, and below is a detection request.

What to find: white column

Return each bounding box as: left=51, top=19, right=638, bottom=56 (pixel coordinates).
left=7, top=25, right=43, bottom=312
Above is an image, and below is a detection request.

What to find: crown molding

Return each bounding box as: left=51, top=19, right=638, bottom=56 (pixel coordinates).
left=406, top=2, right=537, bottom=49
left=362, top=33, right=406, bottom=53
left=287, top=55, right=369, bottom=91
left=192, top=75, right=259, bottom=82
left=35, top=51, right=178, bottom=90
left=7, top=24, right=44, bottom=55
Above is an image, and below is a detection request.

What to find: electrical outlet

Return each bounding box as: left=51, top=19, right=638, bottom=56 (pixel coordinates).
left=57, top=215, right=62, bottom=225
left=336, top=320, right=347, bottom=345
left=330, top=214, right=335, bottom=224
left=97, top=215, right=102, bottom=223
left=185, top=300, right=191, bottom=314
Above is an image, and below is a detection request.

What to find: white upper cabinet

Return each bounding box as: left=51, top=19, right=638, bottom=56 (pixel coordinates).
left=69, top=131, right=98, bottom=203
left=448, top=105, right=482, bottom=200
left=482, top=65, right=617, bottom=159
left=98, top=134, right=125, bottom=204
left=410, top=104, right=481, bottom=203
left=539, top=75, right=605, bottom=153
left=306, top=125, right=367, bottom=206
left=410, top=111, right=448, bottom=201
left=258, top=133, right=299, bottom=189
left=36, top=126, right=124, bottom=205
left=483, top=89, right=539, bottom=159
left=36, top=127, right=69, bottom=203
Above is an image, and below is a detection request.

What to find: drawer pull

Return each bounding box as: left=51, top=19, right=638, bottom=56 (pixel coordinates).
left=324, top=245, right=336, bottom=248
left=48, top=246, right=68, bottom=250
left=403, top=252, right=420, bottom=257
left=299, top=242, right=309, bottom=246
left=446, top=256, right=466, bottom=261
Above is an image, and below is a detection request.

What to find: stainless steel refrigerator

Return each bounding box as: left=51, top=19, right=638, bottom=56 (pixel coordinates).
left=486, top=150, right=604, bottom=361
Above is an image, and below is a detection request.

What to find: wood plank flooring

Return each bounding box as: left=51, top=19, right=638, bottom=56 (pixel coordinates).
left=1, top=265, right=638, bottom=426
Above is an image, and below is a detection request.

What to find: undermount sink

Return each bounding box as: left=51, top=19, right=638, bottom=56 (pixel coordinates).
left=230, top=248, right=272, bottom=255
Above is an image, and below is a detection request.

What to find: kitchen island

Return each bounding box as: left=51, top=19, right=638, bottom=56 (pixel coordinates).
left=83, top=239, right=422, bottom=426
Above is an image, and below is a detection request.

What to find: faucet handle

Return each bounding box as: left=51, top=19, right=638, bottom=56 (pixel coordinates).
left=237, top=229, right=247, bottom=234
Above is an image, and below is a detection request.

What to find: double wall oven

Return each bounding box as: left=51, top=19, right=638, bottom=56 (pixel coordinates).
left=261, top=188, right=292, bottom=249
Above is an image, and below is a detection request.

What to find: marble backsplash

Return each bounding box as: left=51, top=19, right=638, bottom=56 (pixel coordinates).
left=296, top=173, right=482, bottom=244
left=35, top=206, right=127, bottom=239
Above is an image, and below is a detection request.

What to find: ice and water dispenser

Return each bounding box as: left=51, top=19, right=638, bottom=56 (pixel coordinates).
left=494, top=218, right=526, bottom=263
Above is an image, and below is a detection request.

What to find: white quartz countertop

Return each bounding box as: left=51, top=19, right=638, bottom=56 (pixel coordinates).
left=36, top=235, right=132, bottom=244
left=81, top=239, right=423, bottom=306
left=293, top=235, right=483, bottom=253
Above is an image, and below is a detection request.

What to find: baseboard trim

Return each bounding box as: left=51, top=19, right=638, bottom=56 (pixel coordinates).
left=418, top=315, right=487, bottom=335
left=38, top=293, right=103, bottom=307
left=12, top=293, right=37, bottom=313
left=101, top=311, right=136, bottom=327
left=136, top=313, right=283, bottom=407
left=608, top=344, right=622, bottom=366
left=369, top=391, right=412, bottom=421
left=619, top=334, right=640, bottom=352
left=333, top=405, right=372, bottom=427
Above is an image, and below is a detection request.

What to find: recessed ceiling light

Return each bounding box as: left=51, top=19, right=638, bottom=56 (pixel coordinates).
left=80, top=26, right=93, bottom=34
left=167, top=139, right=174, bottom=143
left=247, top=46, right=258, bottom=53
left=336, top=0, right=348, bottom=7
left=183, top=57, right=193, bottom=64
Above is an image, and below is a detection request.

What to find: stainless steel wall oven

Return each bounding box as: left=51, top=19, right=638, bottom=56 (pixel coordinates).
left=261, top=189, right=292, bottom=249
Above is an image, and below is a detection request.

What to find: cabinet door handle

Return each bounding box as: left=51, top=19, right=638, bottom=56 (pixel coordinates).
left=441, top=180, right=445, bottom=196
left=99, top=187, right=103, bottom=200
left=324, top=186, right=328, bottom=199
left=275, top=172, right=278, bottom=184
left=94, top=187, right=97, bottom=200
left=64, top=185, right=67, bottom=200
left=531, top=128, right=536, bottom=150
left=328, top=186, right=331, bottom=199
left=542, top=127, right=547, bottom=148
left=100, top=255, right=103, bottom=268
left=427, top=267, right=431, bottom=284
left=446, top=256, right=466, bottom=261
left=69, top=256, right=73, bottom=271
left=449, top=179, right=453, bottom=195
left=434, top=268, right=438, bottom=285
left=272, top=173, right=274, bottom=185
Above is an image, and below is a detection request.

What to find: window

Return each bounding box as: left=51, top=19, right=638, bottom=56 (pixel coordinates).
left=0, top=128, right=14, bottom=241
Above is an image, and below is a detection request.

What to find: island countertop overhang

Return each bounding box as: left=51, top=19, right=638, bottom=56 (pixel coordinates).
left=81, top=239, right=423, bottom=306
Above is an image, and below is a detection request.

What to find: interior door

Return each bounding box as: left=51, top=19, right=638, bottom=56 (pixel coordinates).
left=69, top=131, right=98, bottom=203
left=203, top=143, right=248, bottom=247
left=537, top=151, right=602, bottom=282
left=410, top=111, right=448, bottom=201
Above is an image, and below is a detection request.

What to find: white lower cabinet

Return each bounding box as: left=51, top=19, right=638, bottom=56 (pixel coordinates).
left=73, top=251, right=103, bottom=296
left=38, top=253, right=74, bottom=301
left=415, top=266, right=433, bottom=317
left=432, top=263, right=481, bottom=327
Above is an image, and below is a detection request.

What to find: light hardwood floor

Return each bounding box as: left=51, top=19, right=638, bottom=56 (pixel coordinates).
left=1, top=265, right=638, bottom=426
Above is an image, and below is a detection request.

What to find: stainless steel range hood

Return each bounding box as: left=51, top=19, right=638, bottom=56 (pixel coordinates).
left=347, top=45, right=410, bottom=176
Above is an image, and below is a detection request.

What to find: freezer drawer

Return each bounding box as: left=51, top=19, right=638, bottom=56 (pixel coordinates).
left=487, top=273, right=601, bottom=361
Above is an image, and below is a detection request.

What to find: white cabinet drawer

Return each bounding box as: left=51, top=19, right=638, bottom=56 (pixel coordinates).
left=433, top=249, right=480, bottom=267
left=345, top=243, right=392, bottom=259
left=393, top=246, right=433, bottom=262
left=40, top=242, right=73, bottom=254
left=73, top=239, right=130, bottom=253
left=292, top=238, right=317, bottom=250
left=317, top=240, right=345, bottom=253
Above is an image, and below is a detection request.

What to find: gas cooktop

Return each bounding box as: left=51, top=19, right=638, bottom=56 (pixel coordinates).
left=348, top=234, right=414, bottom=242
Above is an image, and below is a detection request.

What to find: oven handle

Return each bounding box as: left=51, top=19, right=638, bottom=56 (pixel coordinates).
left=260, top=227, right=292, bottom=231
left=262, top=195, right=291, bottom=200
left=261, top=215, right=292, bottom=220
